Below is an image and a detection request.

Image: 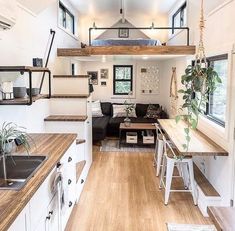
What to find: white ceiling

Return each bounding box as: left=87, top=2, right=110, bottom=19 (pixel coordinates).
left=70, top=0, right=178, bottom=18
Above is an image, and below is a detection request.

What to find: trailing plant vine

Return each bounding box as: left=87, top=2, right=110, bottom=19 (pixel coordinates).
left=176, top=64, right=221, bottom=151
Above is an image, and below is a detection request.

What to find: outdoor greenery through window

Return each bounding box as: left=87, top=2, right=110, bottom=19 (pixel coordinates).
left=113, top=65, right=133, bottom=95
left=205, top=54, right=228, bottom=126
left=59, top=1, right=75, bottom=35
left=172, top=2, right=187, bottom=34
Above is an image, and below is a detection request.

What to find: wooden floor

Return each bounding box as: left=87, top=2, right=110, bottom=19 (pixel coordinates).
left=66, top=147, right=211, bottom=231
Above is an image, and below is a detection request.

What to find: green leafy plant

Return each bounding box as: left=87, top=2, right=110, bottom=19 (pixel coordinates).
left=124, top=100, right=135, bottom=117
left=176, top=64, right=222, bottom=151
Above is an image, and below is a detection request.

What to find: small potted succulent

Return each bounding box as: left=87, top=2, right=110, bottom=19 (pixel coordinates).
left=0, top=122, right=32, bottom=180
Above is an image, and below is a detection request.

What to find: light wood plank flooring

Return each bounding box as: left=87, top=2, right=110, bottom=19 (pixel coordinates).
left=66, top=147, right=211, bottom=231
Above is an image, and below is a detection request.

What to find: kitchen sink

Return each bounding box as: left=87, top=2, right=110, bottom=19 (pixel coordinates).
left=0, top=155, right=47, bottom=190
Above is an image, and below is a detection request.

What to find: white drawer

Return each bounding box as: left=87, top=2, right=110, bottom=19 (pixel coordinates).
left=143, top=136, right=155, bottom=144
left=126, top=132, right=138, bottom=144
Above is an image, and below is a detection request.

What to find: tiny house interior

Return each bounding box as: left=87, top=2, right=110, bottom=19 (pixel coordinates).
left=0, top=0, right=234, bottom=230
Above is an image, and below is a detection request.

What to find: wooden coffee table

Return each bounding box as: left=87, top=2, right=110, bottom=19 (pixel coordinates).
left=119, top=123, right=156, bottom=148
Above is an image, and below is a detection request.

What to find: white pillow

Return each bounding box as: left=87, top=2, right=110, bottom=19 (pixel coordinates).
left=92, top=100, right=103, bottom=117
left=112, top=104, right=137, bottom=118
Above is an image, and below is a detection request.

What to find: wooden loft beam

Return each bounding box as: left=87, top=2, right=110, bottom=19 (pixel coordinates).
left=57, top=45, right=196, bottom=57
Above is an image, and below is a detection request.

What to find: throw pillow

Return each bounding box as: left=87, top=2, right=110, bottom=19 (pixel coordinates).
left=112, top=104, right=137, bottom=118
left=92, top=100, right=103, bottom=117
left=144, top=104, right=162, bottom=119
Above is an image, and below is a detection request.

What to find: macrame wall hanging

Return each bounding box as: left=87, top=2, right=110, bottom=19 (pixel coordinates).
left=169, top=67, right=178, bottom=117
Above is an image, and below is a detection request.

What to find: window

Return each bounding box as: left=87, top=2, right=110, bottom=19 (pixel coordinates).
left=205, top=54, right=228, bottom=126
left=113, top=65, right=133, bottom=95
left=172, top=2, right=187, bottom=34
left=59, top=2, right=75, bottom=35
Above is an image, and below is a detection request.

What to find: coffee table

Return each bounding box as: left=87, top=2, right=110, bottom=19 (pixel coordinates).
left=118, top=123, right=156, bottom=148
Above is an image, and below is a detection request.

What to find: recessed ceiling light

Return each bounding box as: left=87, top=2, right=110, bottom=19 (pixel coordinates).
left=142, top=56, right=149, bottom=60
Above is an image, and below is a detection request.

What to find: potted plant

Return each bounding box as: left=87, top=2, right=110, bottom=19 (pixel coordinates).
left=124, top=101, right=135, bottom=127
left=176, top=64, right=221, bottom=151
left=0, top=122, right=32, bottom=180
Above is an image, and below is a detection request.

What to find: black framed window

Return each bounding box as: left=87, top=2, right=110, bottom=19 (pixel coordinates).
left=172, top=2, right=187, bottom=34
left=59, top=2, right=75, bottom=35
left=113, top=65, right=133, bottom=95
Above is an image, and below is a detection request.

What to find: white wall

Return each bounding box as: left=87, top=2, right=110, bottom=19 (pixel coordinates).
left=80, top=60, right=167, bottom=106
left=164, top=0, right=235, bottom=205
left=0, top=0, right=80, bottom=132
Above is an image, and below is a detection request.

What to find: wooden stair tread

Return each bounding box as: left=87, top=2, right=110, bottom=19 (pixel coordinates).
left=44, top=115, right=88, bottom=122
left=193, top=163, right=220, bottom=197
left=76, top=160, right=86, bottom=182
left=208, top=207, right=235, bottom=231
left=51, top=94, right=90, bottom=99
left=0, top=66, right=49, bottom=72
left=53, top=75, right=90, bottom=78
left=76, top=139, right=86, bottom=145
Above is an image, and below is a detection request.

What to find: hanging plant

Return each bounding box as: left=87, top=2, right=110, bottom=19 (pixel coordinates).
left=175, top=0, right=222, bottom=151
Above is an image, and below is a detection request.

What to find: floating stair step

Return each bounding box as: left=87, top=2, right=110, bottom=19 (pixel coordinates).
left=194, top=163, right=220, bottom=197
left=53, top=75, right=90, bottom=78
left=44, top=115, right=88, bottom=122
left=76, top=139, right=86, bottom=145
left=51, top=94, right=90, bottom=99
left=76, top=160, right=86, bottom=182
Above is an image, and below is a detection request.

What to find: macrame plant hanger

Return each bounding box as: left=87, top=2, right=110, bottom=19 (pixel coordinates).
left=170, top=67, right=178, bottom=117
left=196, top=0, right=207, bottom=67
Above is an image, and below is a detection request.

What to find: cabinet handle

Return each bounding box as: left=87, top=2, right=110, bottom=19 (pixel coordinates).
left=81, top=179, right=84, bottom=184
left=57, top=162, right=61, bottom=168
left=49, top=211, right=53, bottom=215
left=68, top=157, right=72, bottom=162
left=68, top=179, right=72, bottom=185
left=46, top=215, right=51, bottom=220
left=69, top=201, right=73, bottom=207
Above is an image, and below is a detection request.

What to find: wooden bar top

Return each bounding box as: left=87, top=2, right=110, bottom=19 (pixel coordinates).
left=120, top=123, right=155, bottom=130
left=208, top=207, right=235, bottom=231
left=0, top=133, right=77, bottom=231
left=158, top=119, right=228, bottom=156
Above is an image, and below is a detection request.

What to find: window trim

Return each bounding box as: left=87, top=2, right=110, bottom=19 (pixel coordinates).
left=59, top=1, right=75, bottom=35
left=193, top=54, right=228, bottom=127
left=172, top=2, right=187, bottom=34
left=113, top=65, right=133, bottom=95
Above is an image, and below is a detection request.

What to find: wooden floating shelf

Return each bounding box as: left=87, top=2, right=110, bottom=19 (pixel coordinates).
left=0, top=94, right=49, bottom=105
left=194, top=163, right=220, bottom=197
left=44, top=115, right=88, bottom=122
left=76, top=139, right=86, bottom=145
left=51, top=94, right=90, bottom=99
left=53, top=75, right=90, bottom=78
left=57, top=45, right=196, bottom=57
left=76, top=160, right=86, bottom=182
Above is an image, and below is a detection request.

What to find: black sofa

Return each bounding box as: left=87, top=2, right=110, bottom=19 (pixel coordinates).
left=92, top=102, right=168, bottom=141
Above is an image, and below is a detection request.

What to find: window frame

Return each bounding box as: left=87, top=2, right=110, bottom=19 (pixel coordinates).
left=113, top=65, right=133, bottom=95
left=59, top=1, right=75, bottom=35
left=204, top=54, right=228, bottom=127
left=172, top=2, right=187, bottom=34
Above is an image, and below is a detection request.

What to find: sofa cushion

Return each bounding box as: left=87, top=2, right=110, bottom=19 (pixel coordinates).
left=136, top=104, right=149, bottom=117
left=92, top=100, right=103, bottom=117
left=92, top=116, right=110, bottom=141
left=112, top=104, right=137, bottom=118
left=144, top=104, right=162, bottom=119
left=101, top=102, right=112, bottom=116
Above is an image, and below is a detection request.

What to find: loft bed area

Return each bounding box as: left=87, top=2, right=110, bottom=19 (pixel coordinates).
left=57, top=21, right=196, bottom=57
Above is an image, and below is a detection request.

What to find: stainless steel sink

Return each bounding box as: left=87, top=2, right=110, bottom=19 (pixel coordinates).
left=0, top=155, right=47, bottom=190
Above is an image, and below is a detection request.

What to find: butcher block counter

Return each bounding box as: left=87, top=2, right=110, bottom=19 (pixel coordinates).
left=0, top=133, right=77, bottom=231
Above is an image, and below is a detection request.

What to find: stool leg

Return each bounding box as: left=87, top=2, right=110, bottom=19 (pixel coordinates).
left=164, top=159, right=174, bottom=205
left=159, top=155, right=166, bottom=189
left=156, top=141, right=163, bottom=176
left=188, top=160, right=197, bottom=205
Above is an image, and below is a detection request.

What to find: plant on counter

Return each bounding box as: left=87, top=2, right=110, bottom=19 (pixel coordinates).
left=0, top=122, right=33, bottom=180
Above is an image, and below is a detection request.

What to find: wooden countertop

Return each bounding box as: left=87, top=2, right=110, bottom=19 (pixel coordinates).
left=44, top=115, right=88, bottom=122
left=158, top=119, right=228, bottom=156
left=208, top=207, right=235, bottom=231
left=0, top=133, right=77, bottom=231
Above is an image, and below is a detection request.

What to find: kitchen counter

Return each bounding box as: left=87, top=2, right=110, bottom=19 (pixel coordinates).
left=0, top=133, right=77, bottom=231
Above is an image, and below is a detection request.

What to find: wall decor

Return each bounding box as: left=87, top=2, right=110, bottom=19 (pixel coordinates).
left=101, top=81, right=107, bottom=87
left=140, top=66, right=160, bottom=95
left=100, top=69, right=109, bottom=79
left=87, top=71, right=98, bottom=85
left=118, top=28, right=129, bottom=38
left=169, top=67, right=178, bottom=117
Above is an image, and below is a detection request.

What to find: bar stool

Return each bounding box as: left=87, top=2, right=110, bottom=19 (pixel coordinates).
left=154, top=123, right=165, bottom=177
left=159, top=136, right=197, bottom=205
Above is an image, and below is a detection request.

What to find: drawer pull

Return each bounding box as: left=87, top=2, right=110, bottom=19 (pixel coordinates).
left=69, top=201, right=73, bottom=207
left=68, top=157, right=72, bottom=162
left=57, top=162, right=62, bottom=168
left=68, top=179, right=72, bottom=185
left=46, top=215, right=51, bottom=220
left=81, top=179, right=84, bottom=184
left=49, top=211, right=53, bottom=215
